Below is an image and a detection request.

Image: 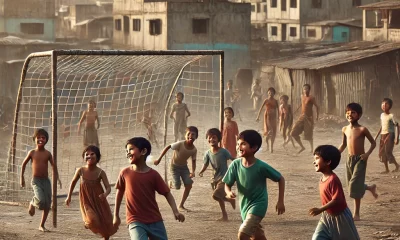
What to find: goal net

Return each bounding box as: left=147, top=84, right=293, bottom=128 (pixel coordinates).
left=0, top=50, right=224, bottom=225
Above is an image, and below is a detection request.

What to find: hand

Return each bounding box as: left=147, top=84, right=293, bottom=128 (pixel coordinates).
left=360, top=153, right=369, bottom=161
left=154, top=159, right=161, bottom=166
left=276, top=201, right=285, bottom=215
left=226, top=191, right=236, bottom=199
left=113, top=216, right=121, bottom=229
left=65, top=197, right=71, bottom=206
left=309, top=207, right=322, bottom=216
left=99, top=193, right=107, bottom=201
left=174, top=212, right=185, bottom=222
left=58, top=179, right=62, bottom=189
left=190, top=172, right=195, bottom=178
left=20, top=177, right=25, bottom=188
left=198, top=172, right=203, bottom=177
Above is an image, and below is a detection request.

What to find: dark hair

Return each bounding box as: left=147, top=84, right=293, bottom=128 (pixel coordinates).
left=126, top=137, right=152, bottom=157
left=280, top=95, right=289, bottom=101
left=346, top=102, right=363, bottom=116
left=238, top=130, right=262, bottom=152
left=303, top=84, right=311, bottom=90
left=267, top=87, right=276, bottom=94
left=32, top=128, right=49, bottom=144
left=227, top=80, right=233, bottom=85
left=186, top=126, right=199, bottom=138
left=206, top=128, right=222, bottom=141
left=88, top=99, right=96, bottom=107
left=176, top=92, right=184, bottom=99
left=383, top=98, right=393, bottom=109
left=82, top=145, right=101, bottom=162
left=313, top=145, right=341, bottom=171
left=224, top=107, right=235, bottom=117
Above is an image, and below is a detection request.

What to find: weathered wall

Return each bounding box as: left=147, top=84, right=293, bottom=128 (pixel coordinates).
left=5, top=18, right=55, bottom=41
left=266, top=0, right=300, bottom=21
left=4, top=0, right=55, bottom=18
left=250, top=2, right=267, bottom=23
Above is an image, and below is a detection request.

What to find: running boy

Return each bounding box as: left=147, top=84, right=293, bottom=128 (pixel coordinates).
left=170, top=92, right=191, bottom=142
left=338, top=102, right=378, bottom=221
left=198, top=128, right=235, bottom=221
left=78, top=100, right=100, bottom=147
left=223, top=130, right=285, bottom=239
left=374, top=98, right=400, bottom=173
left=310, top=145, right=360, bottom=240
left=154, top=126, right=198, bottom=211
left=20, top=128, right=62, bottom=232
left=113, top=137, right=185, bottom=240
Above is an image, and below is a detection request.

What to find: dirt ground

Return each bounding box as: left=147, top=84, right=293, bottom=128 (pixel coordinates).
left=1, top=113, right=400, bottom=240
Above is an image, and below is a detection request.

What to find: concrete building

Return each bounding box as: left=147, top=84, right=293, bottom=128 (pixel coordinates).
left=113, top=0, right=251, bottom=79
left=0, top=0, right=56, bottom=41
left=304, top=19, right=363, bottom=42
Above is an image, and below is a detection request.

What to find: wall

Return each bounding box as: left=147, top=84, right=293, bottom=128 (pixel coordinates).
left=266, top=0, right=300, bottom=21
left=250, top=2, right=267, bottom=23
left=364, top=28, right=386, bottom=41
left=303, top=25, right=323, bottom=40
left=267, top=23, right=281, bottom=41
left=389, top=29, right=400, bottom=42
left=5, top=18, right=55, bottom=41
left=4, top=0, right=55, bottom=18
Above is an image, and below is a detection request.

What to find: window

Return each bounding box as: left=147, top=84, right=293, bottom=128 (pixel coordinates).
left=257, top=3, right=261, bottom=12
left=251, top=4, right=255, bottom=12
left=290, top=0, right=297, bottom=8
left=20, top=23, right=44, bottom=34
left=149, top=19, right=162, bottom=35
left=115, top=19, right=121, bottom=31
left=192, top=18, right=209, bottom=34
left=123, top=16, right=129, bottom=33
left=264, top=4, right=267, bottom=12
left=307, top=29, right=316, bottom=37
left=281, top=0, right=287, bottom=11
left=133, top=19, right=141, bottom=31
left=352, top=0, right=361, bottom=7
left=289, top=27, right=296, bottom=36
left=271, top=26, right=278, bottom=36
left=271, top=0, right=277, bottom=8
left=311, top=0, right=321, bottom=8
left=342, top=32, right=348, bottom=38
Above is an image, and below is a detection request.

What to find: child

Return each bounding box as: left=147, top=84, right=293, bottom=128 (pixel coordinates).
left=374, top=98, right=400, bottom=173
left=170, top=92, right=191, bottom=142
left=221, top=107, right=239, bottom=158
left=65, top=145, right=116, bottom=240
left=198, top=128, right=235, bottom=221
left=20, top=128, right=62, bottom=232
left=223, top=129, right=285, bottom=239
left=113, top=137, right=185, bottom=239
left=256, top=87, right=279, bottom=153
left=309, top=145, right=360, bottom=240
left=78, top=100, right=100, bottom=147
left=154, top=126, right=198, bottom=211
left=142, top=115, right=160, bottom=148
left=224, top=80, right=234, bottom=108
left=232, top=87, right=243, bottom=122
left=338, top=102, right=378, bottom=221
left=251, top=78, right=262, bottom=112
left=279, top=95, right=296, bottom=148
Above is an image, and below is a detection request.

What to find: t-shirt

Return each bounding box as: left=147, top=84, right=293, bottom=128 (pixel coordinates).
left=381, top=113, right=397, bottom=134
left=115, top=167, right=170, bottom=225
left=222, top=159, right=281, bottom=220
left=319, top=173, right=347, bottom=215
left=203, top=148, right=232, bottom=182
left=171, top=140, right=197, bottom=166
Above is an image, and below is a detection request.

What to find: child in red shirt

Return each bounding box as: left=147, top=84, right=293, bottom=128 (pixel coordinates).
left=309, top=145, right=360, bottom=240
left=113, top=137, right=185, bottom=240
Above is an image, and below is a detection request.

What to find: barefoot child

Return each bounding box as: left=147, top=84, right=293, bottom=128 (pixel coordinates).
left=309, top=145, right=360, bottom=240
left=20, top=128, right=62, bottom=232
left=224, top=80, right=234, bottom=108
left=338, top=103, right=378, bottom=221
left=256, top=87, right=279, bottom=153
left=374, top=98, right=400, bottom=173
left=154, top=126, right=198, bottom=211
left=198, top=128, right=235, bottom=221
left=251, top=78, right=262, bottom=112
left=113, top=137, right=185, bottom=239
left=279, top=95, right=295, bottom=148
left=223, top=130, right=285, bottom=239
left=170, top=92, right=191, bottom=142
left=142, top=115, right=160, bottom=148
left=65, top=145, right=116, bottom=240
left=78, top=100, right=100, bottom=147
left=222, top=107, right=239, bottom=158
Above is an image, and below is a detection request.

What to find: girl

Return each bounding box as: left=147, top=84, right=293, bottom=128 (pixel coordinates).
left=222, top=107, right=239, bottom=158
left=279, top=95, right=296, bottom=149
left=65, top=145, right=116, bottom=240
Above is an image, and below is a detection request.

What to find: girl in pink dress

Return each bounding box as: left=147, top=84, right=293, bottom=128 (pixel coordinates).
left=222, top=107, right=239, bottom=158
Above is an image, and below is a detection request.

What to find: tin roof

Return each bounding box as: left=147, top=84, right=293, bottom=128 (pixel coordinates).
left=358, top=1, right=400, bottom=9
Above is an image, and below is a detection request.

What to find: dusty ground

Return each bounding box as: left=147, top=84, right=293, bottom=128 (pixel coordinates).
left=1, top=113, right=400, bottom=240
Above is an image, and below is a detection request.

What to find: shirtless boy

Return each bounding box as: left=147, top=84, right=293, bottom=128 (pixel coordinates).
left=291, top=84, right=319, bottom=154
left=78, top=100, right=100, bottom=147
left=338, top=103, right=378, bottom=221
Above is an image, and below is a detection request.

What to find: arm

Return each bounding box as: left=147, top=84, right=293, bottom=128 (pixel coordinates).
left=20, top=150, right=33, bottom=187
left=185, top=104, right=191, bottom=118
left=338, top=127, right=347, bottom=153
left=49, top=153, right=62, bottom=188
left=396, top=124, right=399, bottom=145
left=256, top=99, right=266, bottom=121
left=313, top=97, right=319, bottom=121
left=96, top=111, right=100, bottom=129
left=113, top=189, right=124, bottom=228
left=154, top=145, right=171, bottom=165
left=99, top=170, right=111, bottom=200
left=276, top=176, right=285, bottom=215
left=224, top=184, right=236, bottom=199
left=77, top=111, right=87, bottom=134
left=65, top=168, right=80, bottom=206
left=361, top=128, right=376, bottom=161
left=190, top=151, right=197, bottom=178
left=309, top=199, right=340, bottom=216
left=198, top=163, right=209, bottom=177
left=279, top=106, right=284, bottom=131
left=165, top=192, right=185, bottom=222
left=374, top=126, right=382, bottom=142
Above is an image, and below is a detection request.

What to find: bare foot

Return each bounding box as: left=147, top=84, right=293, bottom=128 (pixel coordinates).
left=392, top=167, right=399, bottom=173
left=380, top=170, right=389, bottom=174
left=369, top=184, right=378, bottom=199
left=168, top=180, right=173, bottom=189
left=179, top=206, right=190, bottom=212
left=28, top=203, right=35, bottom=216
left=270, top=148, right=274, bottom=154
left=39, top=226, right=50, bottom=232
left=297, top=147, right=305, bottom=154
left=229, top=199, right=236, bottom=209
left=353, top=215, right=360, bottom=221
left=216, top=217, right=228, bottom=222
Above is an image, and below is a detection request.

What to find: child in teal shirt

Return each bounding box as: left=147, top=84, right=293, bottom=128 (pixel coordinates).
left=223, top=129, right=286, bottom=239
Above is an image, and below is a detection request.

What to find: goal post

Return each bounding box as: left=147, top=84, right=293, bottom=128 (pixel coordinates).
left=3, top=50, right=224, bottom=227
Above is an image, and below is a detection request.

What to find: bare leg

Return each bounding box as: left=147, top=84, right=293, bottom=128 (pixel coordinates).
left=216, top=199, right=228, bottom=221
left=308, top=140, right=313, bottom=153
left=366, top=184, right=378, bottom=199
left=179, top=184, right=192, bottom=211
left=392, top=160, right=400, bottom=172
left=238, top=232, right=252, bottom=240
left=28, top=203, right=35, bottom=216
left=39, top=208, right=50, bottom=232
left=270, top=135, right=276, bottom=153
left=382, top=160, right=390, bottom=174
left=265, top=137, right=270, bottom=152
left=292, top=135, right=305, bottom=154
left=353, top=198, right=361, bottom=221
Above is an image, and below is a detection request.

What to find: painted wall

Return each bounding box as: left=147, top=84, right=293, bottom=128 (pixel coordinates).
left=286, top=23, right=300, bottom=41
left=303, top=25, right=323, bottom=40
left=5, top=18, right=55, bottom=41
left=4, top=0, right=55, bottom=18
left=267, top=23, right=282, bottom=41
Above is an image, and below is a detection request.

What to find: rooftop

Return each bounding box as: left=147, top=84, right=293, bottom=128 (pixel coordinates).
left=358, top=1, right=400, bottom=10
left=305, top=19, right=362, bottom=28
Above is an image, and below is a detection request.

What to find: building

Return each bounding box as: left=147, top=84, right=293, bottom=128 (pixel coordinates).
left=113, top=0, right=251, bottom=79
left=0, top=0, right=56, bottom=41
left=360, top=1, right=400, bottom=42
left=304, top=19, right=363, bottom=42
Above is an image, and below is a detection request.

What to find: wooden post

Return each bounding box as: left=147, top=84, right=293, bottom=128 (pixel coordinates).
left=51, top=51, right=58, bottom=228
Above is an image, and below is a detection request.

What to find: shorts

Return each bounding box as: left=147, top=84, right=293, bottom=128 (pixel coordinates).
left=239, top=213, right=265, bottom=238
left=170, top=164, right=193, bottom=190
left=128, top=221, right=167, bottom=240
left=346, top=155, right=367, bottom=199
left=31, top=177, right=51, bottom=210
left=212, top=180, right=226, bottom=200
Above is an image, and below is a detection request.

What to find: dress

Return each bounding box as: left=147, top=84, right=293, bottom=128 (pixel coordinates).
left=79, top=169, right=116, bottom=238
left=263, top=100, right=278, bottom=138
left=222, top=120, right=239, bottom=158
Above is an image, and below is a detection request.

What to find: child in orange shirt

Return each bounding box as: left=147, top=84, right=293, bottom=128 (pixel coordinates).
left=221, top=107, right=239, bottom=158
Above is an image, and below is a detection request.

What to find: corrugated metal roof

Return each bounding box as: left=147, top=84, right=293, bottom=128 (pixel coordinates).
left=305, top=19, right=362, bottom=28
left=0, top=36, right=68, bottom=45
left=359, top=1, right=400, bottom=9
left=263, top=41, right=400, bottom=70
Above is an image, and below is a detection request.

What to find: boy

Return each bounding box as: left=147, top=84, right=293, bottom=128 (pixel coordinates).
left=198, top=128, right=236, bottom=221
left=113, top=137, right=185, bottom=240
left=223, top=129, right=285, bottom=240
left=20, top=128, right=62, bottom=232
left=374, top=98, right=400, bottom=173
left=338, top=102, right=378, bottom=221
left=224, top=80, right=234, bottom=108
left=310, top=145, right=360, bottom=240
left=251, top=78, right=262, bottom=112
left=154, top=126, right=198, bottom=211
left=170, top=92, right=191, bottom=142
left=291, top=84, right=319, bottom=154
left=279, top=95, right=296, bottom=148
left=78, top=100, right=100, bottom=147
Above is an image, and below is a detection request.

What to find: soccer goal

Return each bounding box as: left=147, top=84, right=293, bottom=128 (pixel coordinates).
left=1, top=50, right=224, bottom=226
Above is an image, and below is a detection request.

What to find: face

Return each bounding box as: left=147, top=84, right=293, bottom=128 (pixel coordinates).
left=303, top=86, right=310, bottom=95
left=85, top=150, right=98, bottom=165
left=88, top=102, right=95, bottom=109
left=176, top=94, right=183, bottom=102
left=224, top=109, right=233, bottom=119
left=126, top=144, right=146, bottom=164
left=313, top=154, right=329, bottom=172
left=227, top=82, right=232, bottom=88
left=381, top=101, right=391, bottom=112
left=345, top=109, right=360, bottom=123
left=36, top=134, right=47, bottom=147
left=185, top=131, right=197, bottom=144
left=237, top=138, right=257, bottom=158
left=207, top=134, right=219, bottom=147
left=268, top=90, right=275, bottom=97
